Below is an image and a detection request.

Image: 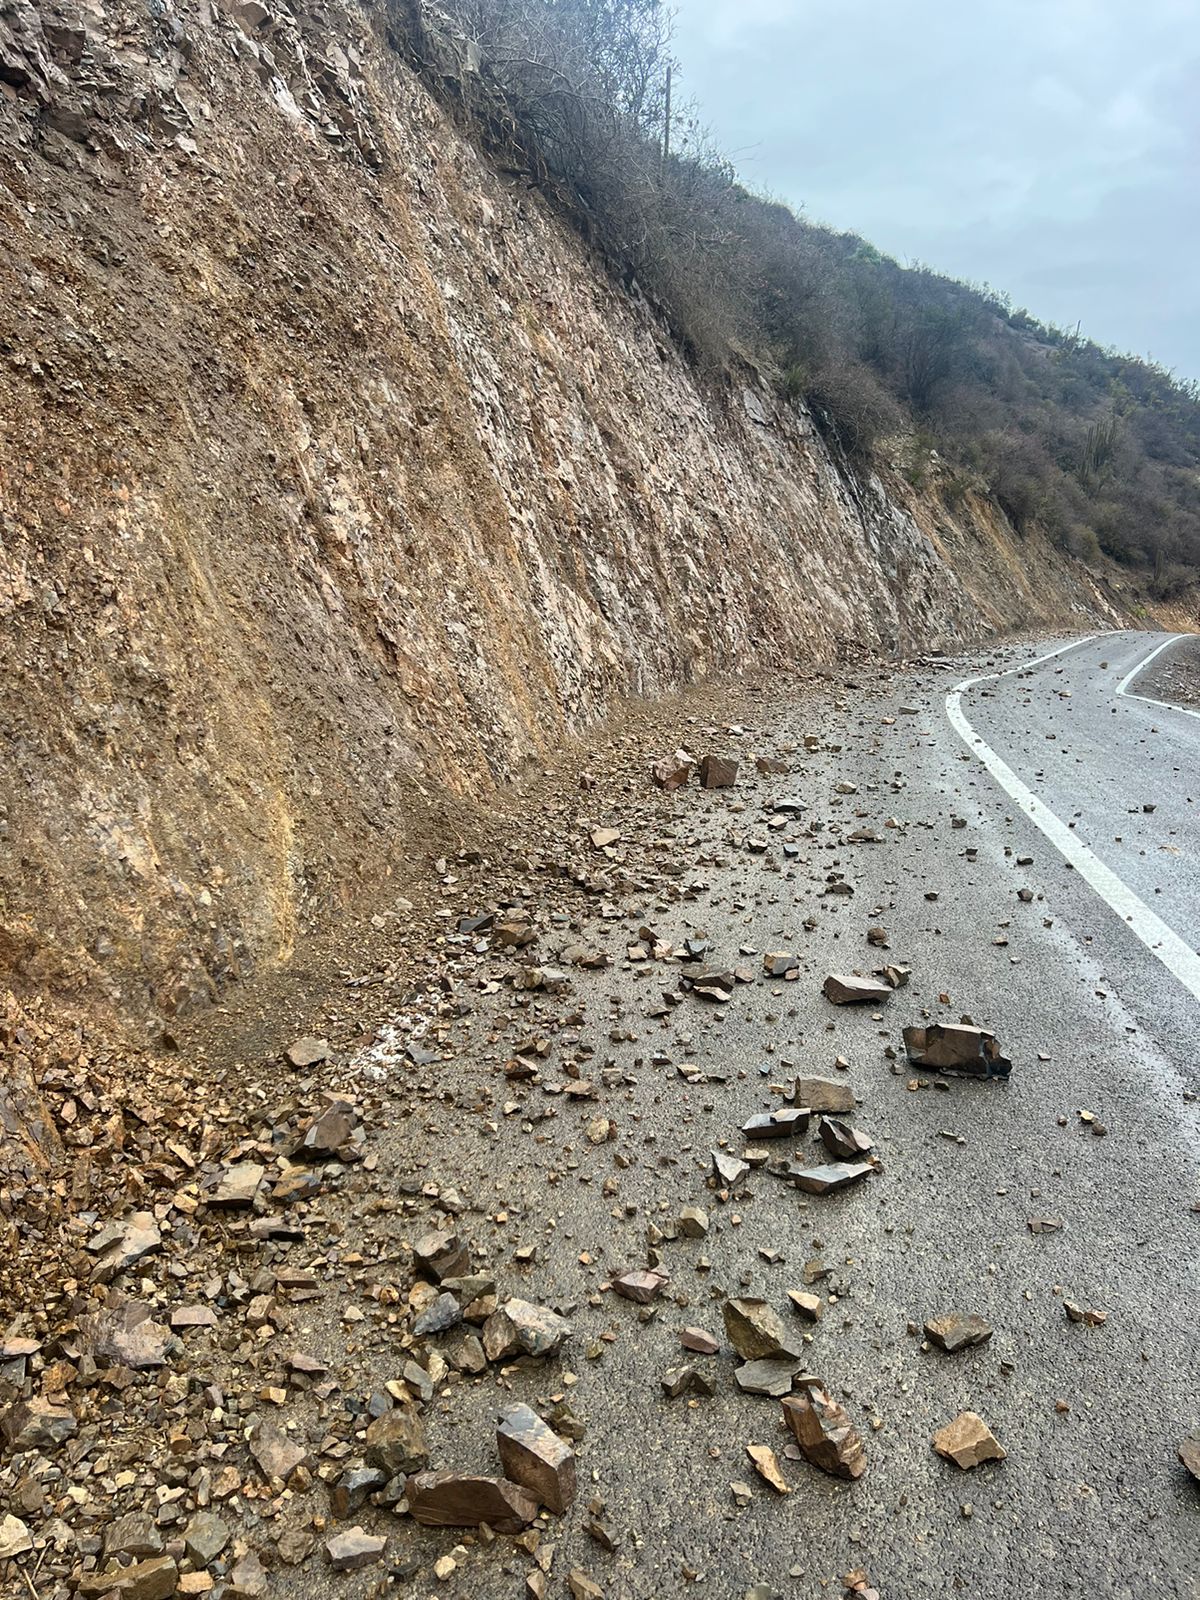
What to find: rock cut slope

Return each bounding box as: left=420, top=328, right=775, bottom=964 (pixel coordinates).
left=0, top=0, right=1125, bottom=1017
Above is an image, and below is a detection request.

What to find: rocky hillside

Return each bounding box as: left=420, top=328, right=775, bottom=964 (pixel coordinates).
left=0, top=0, right=1130, bottom=1022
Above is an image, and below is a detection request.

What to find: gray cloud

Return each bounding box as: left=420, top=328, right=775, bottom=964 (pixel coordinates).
left=673, top=0, right=1200, bottom=377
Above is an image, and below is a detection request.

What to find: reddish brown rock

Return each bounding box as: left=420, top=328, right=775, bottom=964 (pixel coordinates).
left=680, top=1326, right=720, bottom=1354
left=250, top=1425, right=312, bottom=1484
left=723, top=1298, right=801, bottom=1361
left=924, top=1312, right=993, bottom=1353
left=783, top=1384, right=866, bottom=1479
left=652, top=750, right=693, bottom=790
left=932, top=1411, right=1006, bottom=1468
left=698, top=753, right=738, bottom=789
left=822, top=973, right=892, bottom=1005
left=497, top=1403, right=577, bottom=1515
left=903, top=1023, right=1012, bottom=1079
left=405, top=1472, right=539, bottom=1533
left=612, top=1268, right=668, bottom=1304
left=818, top=1117, right=874, bottom=1160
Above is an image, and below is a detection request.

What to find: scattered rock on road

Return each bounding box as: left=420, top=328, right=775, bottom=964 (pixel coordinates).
left=1064, top=1301, right=1108, bottom=1327
left=612, top=1268, right=668, bottom=1303
left=747, top=1443, right=791, bottom=1493
left=932, top=1412, right=1007, bottom=1468
left=793, top=1077, right=856, bottom=1114
left=743, top=1107, right=810, bottom=1140
left=782, top=1383, right=867, bottom=1479
left=925, top=1313, right=993, bottom=1353
left=788, top=1160, right=874, bottom=1195
left=823, top=973, right=893, bottom=1005
left=497, top=1403, right=577, bottom=1514
left=903, top=1024, right=1012, bottom=1078
left=818, top=1117, right=873, bottom=1159
left=699, top=754, right=739, bottom=788
left=724, top=1298, right=802, bottom=1361
left=406, top=1472, right=540, bottom=1532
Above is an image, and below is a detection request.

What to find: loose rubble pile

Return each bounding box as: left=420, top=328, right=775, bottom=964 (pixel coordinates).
left=3, top=672, right=1195, bottom=1600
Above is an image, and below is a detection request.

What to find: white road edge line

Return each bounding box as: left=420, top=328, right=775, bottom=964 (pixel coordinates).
left=946, top=635, right=1200, bottom=1005
left=1114, top=633, right=1200, bottom=721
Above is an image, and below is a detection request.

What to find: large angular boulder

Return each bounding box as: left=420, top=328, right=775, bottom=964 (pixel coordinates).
left=782, top=1383, right=866, bottom=1480
left=497, top=1404, right=577, bottom=1514
left=405, top=1472, right=539, bottom=1533
left=482, top=1298, right=569, bottom=1361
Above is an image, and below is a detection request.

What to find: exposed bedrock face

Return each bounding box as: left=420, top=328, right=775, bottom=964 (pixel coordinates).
left=0, top=0, right=1125, bottom=1018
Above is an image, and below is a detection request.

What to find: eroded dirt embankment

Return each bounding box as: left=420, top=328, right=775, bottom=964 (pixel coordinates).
left=0, top=0, right=1133, bottom=1027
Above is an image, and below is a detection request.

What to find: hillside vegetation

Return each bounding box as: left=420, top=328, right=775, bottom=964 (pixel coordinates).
left=399, top=0, right=1200, bottom=597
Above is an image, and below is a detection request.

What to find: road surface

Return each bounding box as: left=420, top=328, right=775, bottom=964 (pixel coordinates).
left=267, top=631, right=1200, bottom=1599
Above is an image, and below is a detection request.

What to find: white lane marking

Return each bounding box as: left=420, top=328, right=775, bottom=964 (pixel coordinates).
left=946, top=636, right=1200, bottom=1005
left=1114, top=633, right=1200, bottom=721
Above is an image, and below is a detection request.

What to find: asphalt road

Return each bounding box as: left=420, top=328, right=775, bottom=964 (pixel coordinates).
left=285, top=631, right=1200, bottom=1600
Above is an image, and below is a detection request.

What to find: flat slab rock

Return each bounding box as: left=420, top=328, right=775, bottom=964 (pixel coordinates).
left=0, top=1515, right=32, bottom=1559
left=823, top=973, right=892, bottom=1005
left=325, top=1528, right=387, bottom=1570
left=285, top=1035, right=329, bottom=1068
left=742, top=1107, right=810, bottom=1140
left=250, top=1425, right=312, bottom=1483
left=723, top=1297, right=801, bottom=1361
left=793, top=1077, right=856, bottom=1114
left=77, top=1557, right=179, bottom=1600
left=788, top=1160, right=874, bottom=1195
left=932, top=1411, right=1007, bottom=1468
left=1179, top=1438, right=1200, bottom=1482
left=406, top=1471, right=539, bottom=1533
left=735, top=1356, right=809, bottom=1397
left=612, top=1268, right=668, bottom=1304
left=925, top=1312, right=993, bottom=1353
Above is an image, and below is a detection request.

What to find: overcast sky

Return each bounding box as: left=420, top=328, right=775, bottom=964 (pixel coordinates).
left=672, top=0, right=1200, bottom=380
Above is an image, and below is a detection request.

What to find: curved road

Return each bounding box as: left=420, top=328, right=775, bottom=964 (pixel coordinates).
left=284, top=627, right=1200, bottom=1600
left=951, top=630, right=1200, bottom=1093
